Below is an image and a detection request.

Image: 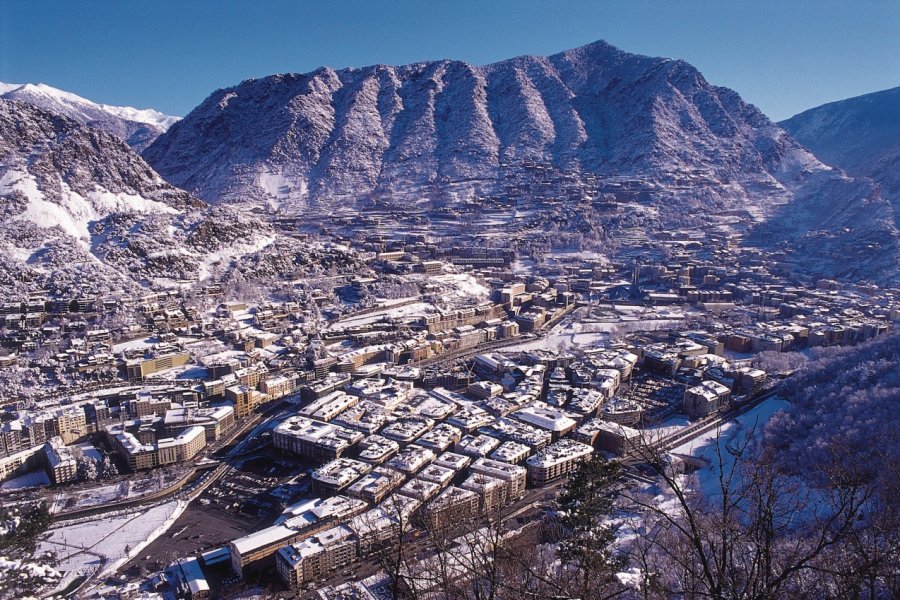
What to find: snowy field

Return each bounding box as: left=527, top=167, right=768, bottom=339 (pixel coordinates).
left=428, top=273, right=491, bottom=299
left=0, top=469, right=50, bottom=490
left=330, top=300, right=434, bottom=329
left=330, top=274, right=489, bottom=330
left=110, top=336, right=158, bottom=354
left=644, top=415, right=691, bottom=440
left=502, top=319, right=613, bottom=352
left=147, top=364, right=208, bottom=380
left=37, top=500, right=186, bottom=575
left=670, top=397, right=790, bottom=497
left=503, top=307, right=693, bottom=353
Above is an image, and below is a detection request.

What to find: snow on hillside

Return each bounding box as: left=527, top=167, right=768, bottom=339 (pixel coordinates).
left=0, top=99, right=262, bottom=294
left=143, top=40, right=824, bottom=209
left=1, top=82, right=178, bottom=128
left=670, top=397, right=790, bottom=498
left=780, top=85, right=900, bottom=174
left=780, top=85, right=900, bottom=227
left=196, top=233, right=277, bottom=281
left=1, top=168, right=178, bottom=243
left=137, top=40, right=900, bottom=282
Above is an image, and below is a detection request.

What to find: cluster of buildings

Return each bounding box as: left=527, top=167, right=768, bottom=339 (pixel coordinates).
left=223, top=337, right=742, bottom=589
left=2, top=213, right=900, bottom=600
left=271, top=453, right=530, bottom=588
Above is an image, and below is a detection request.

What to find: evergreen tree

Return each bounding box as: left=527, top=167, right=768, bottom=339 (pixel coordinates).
left=556, top=456, right=625, bottom=600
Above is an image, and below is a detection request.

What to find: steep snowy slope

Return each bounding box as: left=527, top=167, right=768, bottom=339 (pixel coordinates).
left=1, top=82, right=179, bottom=151
left=0, top=99, right=288, bottom=295
left=780, top=86, right=900, bottom=225
left=143, top=40, right=823, bottom=209
left=750, top=172, right=898, bottom=282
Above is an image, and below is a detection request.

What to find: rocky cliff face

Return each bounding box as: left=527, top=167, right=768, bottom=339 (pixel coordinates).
left=0, top=99, right=282, bottom=295
left=0, top=98, right=195, bottom=238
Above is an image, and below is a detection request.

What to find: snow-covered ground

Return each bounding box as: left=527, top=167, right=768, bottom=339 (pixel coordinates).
left=49, top=469, right=187, bottom=513
left=670, top=397, right=790, bottom=498
left=48, top=482, right=127, bottom=514
left=196, top=234, right=276, bottom=281
left=0, top=555, right=61, bottom=590
left=503, top=308, right=694, bottom=353
left=429, top=273, right=491, bottom=299
left=329, top=301, right=434, bottom=330
left=147, top=364, right=208, bottom=381
left=197, top=349, right=245, bottom=365
left=37, top=500, right=187, bottom=575
left=0, top=169, right=178, bottom=245
left=257, top=167, right=308, bottom=208
left=645, top=415, right=691, bottom=441
left=0, top=470, right=50, bottom=490
left=1, top=81, right=179, bottom=129
left=502, top=319, right=610, bottom=352
left=75, top=442, right=103, bottom=463
left=110, top=336, right=159, bottom=354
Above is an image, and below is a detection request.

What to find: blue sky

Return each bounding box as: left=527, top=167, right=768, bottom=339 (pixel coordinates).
left=2, top=0, right=898, bottom=120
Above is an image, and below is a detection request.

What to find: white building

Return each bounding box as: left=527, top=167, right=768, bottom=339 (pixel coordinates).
left=276, top=524, right=358, bottom=588
left=526, top=438, right=594, bottom=485
left=683, top=380, right=731, bottom=418
left=312, top=458, right=373, bottom=495
left=273, top=416, right=364, bottom=461
left=512, top=403, right=578, bottom=440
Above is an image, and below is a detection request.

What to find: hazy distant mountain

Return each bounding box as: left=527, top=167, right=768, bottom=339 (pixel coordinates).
left=144, top=40, right=823, bottom=209
left=0, top=82, right=179, bottom=152
left=780, top=86, right=900, bottom=225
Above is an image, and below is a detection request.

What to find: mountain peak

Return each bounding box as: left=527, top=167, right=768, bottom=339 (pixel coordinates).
left=0, top=80, right=180, bottom=152
left=145, top=40, right=812, bottom=209
left=551, top=38, right=631, bottom=60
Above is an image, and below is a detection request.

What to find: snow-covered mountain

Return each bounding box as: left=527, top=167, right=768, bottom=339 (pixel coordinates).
left=4, top=42, right=897, bottom=287
left=0, top=82, right=179, bottom=152
left=143, top=40, right=824, bottom=209
left=0, top=97, right=196, bottom=294
left=140, top=40, right=900, bottom=282
left=780, top=86, right=900, bottom=226
left=0, top=99, right=366, bottom=296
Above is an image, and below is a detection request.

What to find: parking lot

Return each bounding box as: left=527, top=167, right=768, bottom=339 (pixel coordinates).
left=120, top=430, right=314, bottom=579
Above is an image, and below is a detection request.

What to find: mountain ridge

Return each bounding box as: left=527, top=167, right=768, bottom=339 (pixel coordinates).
left=780, top=85, right=900, bottom=226
left=143, top=39, right=822, bottom=209
left=3, top=41, right=897, bottom=286
left=0, top=81, right=179, bottom=152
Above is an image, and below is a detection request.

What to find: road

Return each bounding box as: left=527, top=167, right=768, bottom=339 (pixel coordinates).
left=44, top=400, right=282, bottom=521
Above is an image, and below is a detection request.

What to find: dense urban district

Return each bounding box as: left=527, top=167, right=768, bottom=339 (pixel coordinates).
left=1, top=39, right=899, bottom=600
left=0, top=220, right=897, bottom=599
